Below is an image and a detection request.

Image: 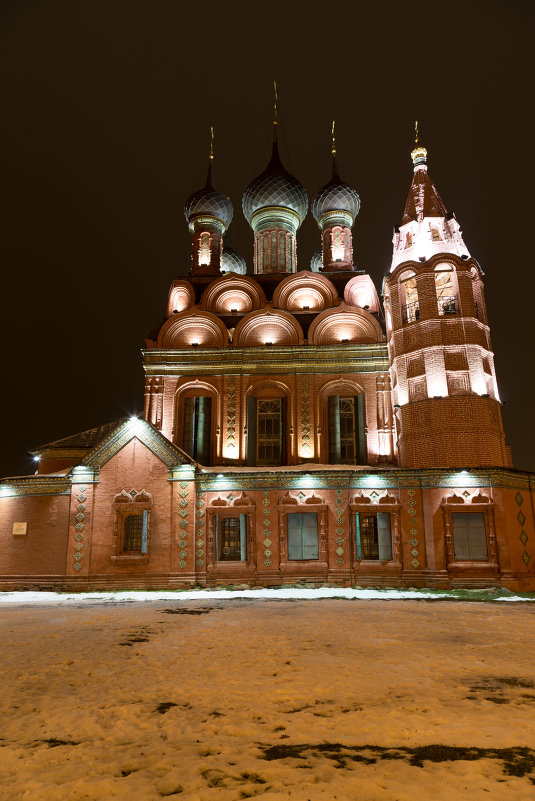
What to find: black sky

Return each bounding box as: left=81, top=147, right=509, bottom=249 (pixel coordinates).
left=1, top=0, right=533, bottom=477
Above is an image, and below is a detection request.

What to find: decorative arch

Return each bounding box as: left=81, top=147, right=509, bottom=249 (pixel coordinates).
left=246, top=378, right=291, bottom=399
left=158, top=307, right=229, bottom=348
left=308, top=303, right=383, bottom=345
left=344, top=275, right=381, bottom=313
left=317, top=378, right=367, bottom=466
left=201, top=273, right=266, bottom=314
left=233, top=306, right=304, bottom=347
left=273, top=271, right=338, bottom=312
left=166, top=281, right=195, bottom=316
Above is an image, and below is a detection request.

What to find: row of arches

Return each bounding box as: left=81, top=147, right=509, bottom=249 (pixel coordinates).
left=156, top=302, right=384, bottom=348
left=166, top=271, right=381, bottom=318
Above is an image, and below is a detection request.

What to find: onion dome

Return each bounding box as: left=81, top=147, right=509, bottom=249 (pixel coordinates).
left=184, top=137, right=233, bottom=232
left=312, top=123, right=360, bottom=226
left=242, top=138, right=308, bottom=226
left=311, top=168, right=360, bottom=224
left=310, top=249, right=322, bottom=273
left=221, top=244, right=247, bottom=274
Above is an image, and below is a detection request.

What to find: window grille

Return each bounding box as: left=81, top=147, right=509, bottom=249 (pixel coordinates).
left=124, top=514, right=143, bottom=551
left=256, top=399, right=282, bottom=466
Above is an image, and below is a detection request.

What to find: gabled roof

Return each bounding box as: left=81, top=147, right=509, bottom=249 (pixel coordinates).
left=30, top=420, right=127, bottom=455
left=402, top=167, right=447, bottom=225
left=78, top=418, right=196, bottom=470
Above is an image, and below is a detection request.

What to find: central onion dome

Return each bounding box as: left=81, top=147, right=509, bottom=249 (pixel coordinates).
left=242, top=140, right=308, bottom=227
left=184, top=160, right=233, bottom=232
left=311, top=161, right=360, bottom=225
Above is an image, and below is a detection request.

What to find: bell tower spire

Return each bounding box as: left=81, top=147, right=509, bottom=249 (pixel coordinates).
left=383, top=135, right=509, bottom=469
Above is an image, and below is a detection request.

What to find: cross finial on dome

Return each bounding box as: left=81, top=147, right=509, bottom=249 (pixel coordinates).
left=209, top=125, right=214, bottom=161
left=411, top=119, right=427, bottom=169
left=273, top=80, right=278, bottom=141
left=331, top=120, right=336, bottom=158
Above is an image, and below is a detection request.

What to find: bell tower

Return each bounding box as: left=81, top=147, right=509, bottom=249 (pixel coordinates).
left=383, top=124, right=510, bottom=469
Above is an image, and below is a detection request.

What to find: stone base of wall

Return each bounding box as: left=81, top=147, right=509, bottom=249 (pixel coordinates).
left=2, top=569, right=531, bottom=593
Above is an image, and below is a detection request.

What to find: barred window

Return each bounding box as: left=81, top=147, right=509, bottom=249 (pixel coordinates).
left=124, top=514, right=143, bottom=551
left=217, top=515, right=246, bottom=561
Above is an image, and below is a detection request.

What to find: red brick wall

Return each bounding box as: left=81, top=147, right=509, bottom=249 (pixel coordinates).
left=0, top=494, right=70, bottom=575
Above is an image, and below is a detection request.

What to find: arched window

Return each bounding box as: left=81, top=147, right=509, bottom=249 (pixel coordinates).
left=400, top=271, right=419, bottom=324
left=328, top=395, right=366, bottom=465
left=435, top=265, right=457, bottom=315
left=182, top=396, right=212, bottom=464
left=246, top=396, right=285, bottom=466
left=198, top=232, right=211, bottom=266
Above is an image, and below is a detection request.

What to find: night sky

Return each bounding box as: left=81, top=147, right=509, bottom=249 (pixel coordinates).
left=1, top=0, right=533, bottom=478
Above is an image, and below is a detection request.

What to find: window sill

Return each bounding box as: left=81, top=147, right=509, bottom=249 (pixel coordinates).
left=447, top=561, right=499, bottom=572
left=111, top=554, right=150, bottom=565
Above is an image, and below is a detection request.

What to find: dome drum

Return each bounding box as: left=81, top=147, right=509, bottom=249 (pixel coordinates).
left=250, top=206, right=301, bottom=235
left=187, top=214, right=227, bottom=235
left=315, top=209, right=354, bottom=231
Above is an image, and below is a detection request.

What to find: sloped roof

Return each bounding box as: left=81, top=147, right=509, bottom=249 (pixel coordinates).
left=402, top=168, right=447, bottom=224
left=31, top=420, right=127, bottom=454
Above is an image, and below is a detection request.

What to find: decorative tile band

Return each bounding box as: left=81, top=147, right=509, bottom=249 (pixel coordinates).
left=516, top=492, right=530, bottom=567
left=262, top=489, right=272, bottom=567
left=300, top=375, right=311, bottom=458
left=177, top=482, right=189, bottom=569
left=407, top=488, right=420, bottom=568
left=195, top=490, right=205, bottom=569
left=335, top=489, right=345, bottom=566
left=73, top=485, right=86, bottom=572
left=226, top=376, right=236, bottom=456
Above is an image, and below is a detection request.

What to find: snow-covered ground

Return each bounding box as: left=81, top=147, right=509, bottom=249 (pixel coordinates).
left=1, top=586, right=534, bottom=605
left=1, top=596, right=535, bottom=800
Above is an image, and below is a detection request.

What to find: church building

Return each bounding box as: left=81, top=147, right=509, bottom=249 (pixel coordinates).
left=1, top=112, right=533, bottom=592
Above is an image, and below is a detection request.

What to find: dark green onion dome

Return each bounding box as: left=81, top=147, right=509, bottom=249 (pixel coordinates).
left=311, top=160, right=360, bottom=225
left=242, top=140, right=308, bottom=226
left=221, top=244, right=247, bottom=274
left=310, top=249, right=323, bottom=272
left=184, top=161, right=233, bottom=229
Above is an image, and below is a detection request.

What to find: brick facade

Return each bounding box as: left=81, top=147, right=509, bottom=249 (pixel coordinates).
left=1, top=134, right=533, bottom=591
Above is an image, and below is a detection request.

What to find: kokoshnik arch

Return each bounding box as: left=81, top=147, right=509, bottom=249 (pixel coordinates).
left=1, top=113, right=534, bottom=591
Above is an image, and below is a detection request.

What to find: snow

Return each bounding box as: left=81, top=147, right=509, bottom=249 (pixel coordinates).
left=0, top=587, right=533, bottom=605
left=1, top=596, right=535, bottom=800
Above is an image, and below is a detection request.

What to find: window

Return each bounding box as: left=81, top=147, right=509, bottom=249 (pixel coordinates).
left=287, top=512, right=319, bottom=560
left=198, top=232, right=211, bottom=266
left=401, top=273, right=419, bottom=323
left=435, top=268, right=457, bottom=315
left=355, top=512, right=392, bottom=560
left=111, top=490, right=152, bottom=564
left=452, top=513, right=488, bottom=561
left=328, top=395, right=366, bottom=464
left=214, top=514, right=247, bottom=562
left=183, top=396, right=211, bottom=464
left=246, top=396, right=284, bottom=466
left=123, top=513, right=148, bottom=553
